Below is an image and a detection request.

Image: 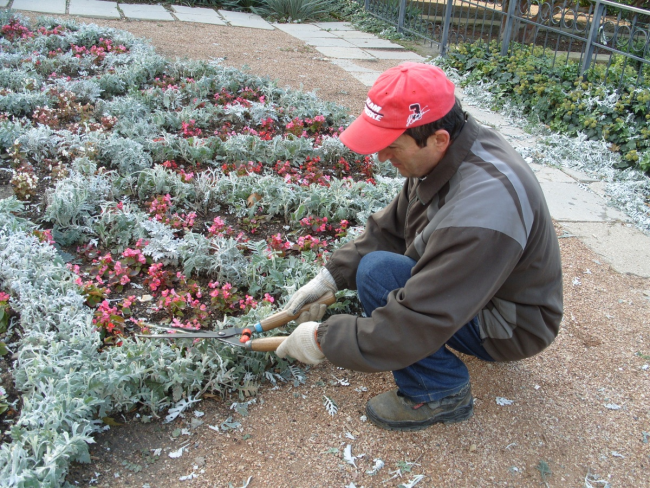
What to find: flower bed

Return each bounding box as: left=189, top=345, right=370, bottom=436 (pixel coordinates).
left=0, top=13, right=403, bottom=485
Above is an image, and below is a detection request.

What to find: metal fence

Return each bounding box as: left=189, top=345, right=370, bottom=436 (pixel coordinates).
left=359, top=0, right=650, bottom=88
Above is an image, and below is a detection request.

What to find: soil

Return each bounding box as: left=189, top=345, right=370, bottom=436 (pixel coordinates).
left=13, top=12, right=650, bottom=488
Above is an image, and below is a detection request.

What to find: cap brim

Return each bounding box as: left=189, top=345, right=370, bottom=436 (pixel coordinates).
left=339, top=116, right=405, bottom=155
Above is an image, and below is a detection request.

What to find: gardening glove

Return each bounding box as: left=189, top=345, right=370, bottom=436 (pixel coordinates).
left=284, top=268, right=337, bottom=316
left=275, top=321, right=325, bottom=365
left=295, top=302, right=327, bottom=325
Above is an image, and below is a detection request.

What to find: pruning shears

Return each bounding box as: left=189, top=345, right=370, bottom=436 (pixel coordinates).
left=137, top=291, right=335, bottom=352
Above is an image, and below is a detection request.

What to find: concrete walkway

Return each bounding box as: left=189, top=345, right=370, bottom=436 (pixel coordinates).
left=5, top=1, right=650, bottom=279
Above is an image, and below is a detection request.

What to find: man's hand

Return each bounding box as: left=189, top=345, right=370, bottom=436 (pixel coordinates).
left=284, top=269, right=337, bottom=316
left=275, top=321, right=325, bottom=365
left=295, top=302, right=327, bottom=325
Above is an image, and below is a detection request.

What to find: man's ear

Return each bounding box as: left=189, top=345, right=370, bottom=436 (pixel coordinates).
left=433, top=129, right=451, bottom=150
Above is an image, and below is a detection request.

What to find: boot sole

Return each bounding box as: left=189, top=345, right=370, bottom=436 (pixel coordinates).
left=366, top=403, right=474, bottom=432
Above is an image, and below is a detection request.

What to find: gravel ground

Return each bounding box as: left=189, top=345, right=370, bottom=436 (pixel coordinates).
left=20, top=13, right=650, bottom=488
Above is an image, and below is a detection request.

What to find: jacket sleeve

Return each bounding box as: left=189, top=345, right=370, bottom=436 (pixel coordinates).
left=319, top=226, right=524, bottom=372
left=325, top=179, right=411, bottom=291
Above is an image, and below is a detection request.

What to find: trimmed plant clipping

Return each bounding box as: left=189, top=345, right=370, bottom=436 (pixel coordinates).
left=0, top=13, right=403, bottom=486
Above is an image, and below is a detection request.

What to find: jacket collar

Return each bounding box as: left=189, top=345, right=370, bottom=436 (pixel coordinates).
left=415, top=114, right=479, bottom=205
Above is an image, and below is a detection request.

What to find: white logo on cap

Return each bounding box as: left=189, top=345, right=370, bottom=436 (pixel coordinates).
left=364, top=98, right=384, bottom=121
left=406, top=103, right=429, bottom=127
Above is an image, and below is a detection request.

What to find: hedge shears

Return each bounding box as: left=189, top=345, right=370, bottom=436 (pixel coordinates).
left=137, top=292, right=335, bottom=352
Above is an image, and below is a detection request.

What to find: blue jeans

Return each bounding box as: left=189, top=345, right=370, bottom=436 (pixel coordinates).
left=356, top=251, right=494, bottom=403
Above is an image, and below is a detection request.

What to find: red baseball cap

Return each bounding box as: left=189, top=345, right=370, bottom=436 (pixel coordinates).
left=340, top=63, right=456, bottom=155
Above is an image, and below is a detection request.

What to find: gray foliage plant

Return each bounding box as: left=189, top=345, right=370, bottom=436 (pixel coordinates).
left=0, top=14, right=402, bottom=485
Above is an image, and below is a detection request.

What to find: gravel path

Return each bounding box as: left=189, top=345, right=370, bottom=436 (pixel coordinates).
left=30, top=14, right=650, bottom=488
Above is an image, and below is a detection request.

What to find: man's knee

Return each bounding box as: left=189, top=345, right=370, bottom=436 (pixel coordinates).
left=357, top=251, right=392, bottom=285
left=357, top=251, right=415, bottom=289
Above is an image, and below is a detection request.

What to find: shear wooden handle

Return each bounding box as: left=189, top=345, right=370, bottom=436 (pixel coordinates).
left=247, top=336, right=286, bottom=352
left=258, top=291, right=336, bottom=332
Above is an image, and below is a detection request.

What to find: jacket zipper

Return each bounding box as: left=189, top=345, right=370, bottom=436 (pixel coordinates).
left=404, top=181, right=421, bottom=244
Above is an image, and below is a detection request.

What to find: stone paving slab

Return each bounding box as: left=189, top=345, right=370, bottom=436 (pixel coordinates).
left=330, top=59, right=380, bottom=73
left=312, top=22, right=354, bottom=30
left=273, top=23, right=336, bottom=38
left=315, top=46, right=375, bottom=60
left=12, top=0, right=66, bottom=14
left=588, top=181, right=607, bottom=198
left=463, top=105, right=539, bottom=148
left=561, top=222, right=650, bottom=277
left=463, top=106, right=511, bottom=129
left=539, top=182, right=629, bottom=222
left=273, top=23, right=322, bottom=33
left=305, top=38, right=356, bottom=48
left=364, top=49, right=425, bottom=61
left=349, top=71, right=381, bottom=86
left=171, top=5, right=226, bottom=25
left=528, top=164, right=576, bottom=183
left=220, top=10, right=274, bottom=30
left=509, top=138, right=538, bottom=148
left=283, top=31, right=338, bottom=40
left=500, top=127, right=539, bottom=148
left=335, top=30, right=380, bottom=39
left=560, top=167, right=600, bottom=183
left=69, top=0, right=120, bottom=19
left=346, top=38, right=404, bottom=49
left=120, top=3, right=174, bottom=21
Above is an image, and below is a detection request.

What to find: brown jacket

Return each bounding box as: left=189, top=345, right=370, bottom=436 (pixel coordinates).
left=318, top=115, right=563, bottom=372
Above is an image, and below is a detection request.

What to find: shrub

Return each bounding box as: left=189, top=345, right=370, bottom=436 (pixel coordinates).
left=256, top=0, right=340, bottom=22
left=439, top=41, right=650, bottom=172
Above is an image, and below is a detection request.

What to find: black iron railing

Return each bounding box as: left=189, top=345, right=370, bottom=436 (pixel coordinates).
left=358, top=0, right=650, bottom=88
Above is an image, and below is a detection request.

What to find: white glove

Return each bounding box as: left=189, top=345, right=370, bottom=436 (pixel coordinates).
left=284, top=268, right=337, bottom=316
left=295, top=302, right=327, bottom=325
left=275, top=321, right=325, bottom=365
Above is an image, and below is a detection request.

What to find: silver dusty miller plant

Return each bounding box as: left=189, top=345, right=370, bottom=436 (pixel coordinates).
left=0, top=13, right=393, bottom=486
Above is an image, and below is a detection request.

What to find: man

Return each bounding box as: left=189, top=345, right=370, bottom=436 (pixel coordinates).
left=276, top=63, right=563, bottom=431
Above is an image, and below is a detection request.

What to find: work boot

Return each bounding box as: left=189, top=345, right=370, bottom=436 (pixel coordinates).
left=365, top=384, right=473, bottom=431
